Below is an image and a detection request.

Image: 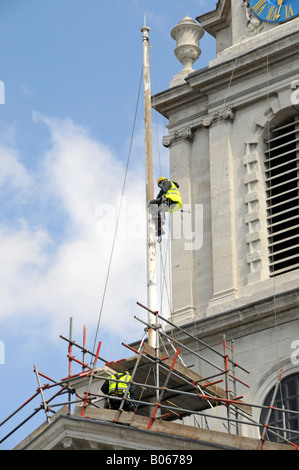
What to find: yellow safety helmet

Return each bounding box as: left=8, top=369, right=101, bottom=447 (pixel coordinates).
left=157, top=176, right=167, bottom=185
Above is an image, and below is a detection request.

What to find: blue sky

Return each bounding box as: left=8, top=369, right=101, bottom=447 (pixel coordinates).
left=0, top=0, right=216, bottom=449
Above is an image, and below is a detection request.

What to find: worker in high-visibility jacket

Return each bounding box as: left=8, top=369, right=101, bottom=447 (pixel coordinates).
left=150, top=177, right=182, bottom=237
left=101, top=371, right=136, bottom=411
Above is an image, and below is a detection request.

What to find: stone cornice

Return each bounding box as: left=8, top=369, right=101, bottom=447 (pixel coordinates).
left=187, top=26, right=299, bottom=91
left=196, top=0, right=231, bottom=38
left=207, top=15, right=299, bottom=68
left=152, top=25, right=299, bottom=120
left=155, top=66, right=297, bottom=133
left=167, top=286, right=299, bottom=347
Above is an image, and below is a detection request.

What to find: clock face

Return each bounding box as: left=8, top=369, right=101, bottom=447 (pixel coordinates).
left=251, top=0, right=299, bottom=23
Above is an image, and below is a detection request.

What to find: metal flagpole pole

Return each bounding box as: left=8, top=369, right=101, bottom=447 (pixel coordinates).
left=140, top=17, right=158, bottom=350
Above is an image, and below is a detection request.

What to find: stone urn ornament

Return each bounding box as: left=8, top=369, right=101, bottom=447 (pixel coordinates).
left=170, top=14, right=204, bottom=87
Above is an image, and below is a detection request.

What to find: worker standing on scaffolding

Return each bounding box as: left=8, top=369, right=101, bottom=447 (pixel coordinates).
left=150, top=177, right=182, bottom=239
left=101, top=371, right=136, bottom=412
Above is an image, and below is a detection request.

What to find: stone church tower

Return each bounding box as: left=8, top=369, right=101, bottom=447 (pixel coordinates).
left=10, top=1, right=299, bottom=451
left=153, top=0, right=299, bottom=444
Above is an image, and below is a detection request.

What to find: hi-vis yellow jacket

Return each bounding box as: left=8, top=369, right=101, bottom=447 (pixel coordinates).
left=108, top=372, right=131, bottom=396
left=165, top=181, right=182, bottom=212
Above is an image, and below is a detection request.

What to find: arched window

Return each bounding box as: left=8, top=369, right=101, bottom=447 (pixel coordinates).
left=265, top=117, right=299, bottom=276
left=260, top=373, right=299, bottom=445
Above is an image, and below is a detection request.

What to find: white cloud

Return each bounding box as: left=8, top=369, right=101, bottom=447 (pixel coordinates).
left=36, top=113, right=125, bottom=233
left=0, top=223, right=51, bottom=316
left=0, top=114, right=153, bottom=345
left=0, top=145, right=32, bottom=190
left=0, top=112, right=171, bottom=354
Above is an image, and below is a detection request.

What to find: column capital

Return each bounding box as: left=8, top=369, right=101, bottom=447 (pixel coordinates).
left=203, top=107, right=235, bottom=127
left=163, top=127, right=194, bottom=148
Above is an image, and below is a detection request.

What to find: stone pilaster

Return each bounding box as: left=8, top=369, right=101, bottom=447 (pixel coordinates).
left=207, top=117, right=238, bottom=310
left=164, top=127, right=197, bottom=324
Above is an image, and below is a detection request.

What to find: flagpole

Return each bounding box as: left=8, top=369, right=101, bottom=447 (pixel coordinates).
left=141, top=18, right=158, bottom=349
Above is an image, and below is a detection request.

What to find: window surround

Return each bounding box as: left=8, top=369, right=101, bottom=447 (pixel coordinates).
left=243, top=91, right=299, bottom=285
left=259, top=372, right=299, bottom=445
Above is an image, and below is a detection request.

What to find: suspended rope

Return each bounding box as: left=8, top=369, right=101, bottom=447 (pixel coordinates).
left=90, top=66, right=143, bottom=365
left=159, top=235, right=172, bottom=315
left=150, top=55, right=174, bottom=323
left=150, top=56, right=163, bottom=177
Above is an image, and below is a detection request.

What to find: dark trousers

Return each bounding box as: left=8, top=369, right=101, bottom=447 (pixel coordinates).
left=150, top=197, right=175, bottom=236
left=107, top=396, right=134, bottom=412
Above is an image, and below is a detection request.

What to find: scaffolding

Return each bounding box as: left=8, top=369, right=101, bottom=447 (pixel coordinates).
left=1, top=301, right=299, bottom=450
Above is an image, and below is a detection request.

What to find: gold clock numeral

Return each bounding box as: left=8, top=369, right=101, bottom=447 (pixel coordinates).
left=253, top=0, right=267, bottom=15
left=266, top=6, right=275, bottom=20
left=266, top=6, right=282, bottom=21
left=252, top=0, right=295, bottom=22
left=285, top=4, right=294, bottom=19
left=266, top=0, right=285, bottom=21
left=276, top=0, right=285, bottom=19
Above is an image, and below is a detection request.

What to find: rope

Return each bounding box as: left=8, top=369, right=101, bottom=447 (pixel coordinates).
left=158, top=219, right=172, bottom=315
left=265, top=18, right=280, bottom=368
left=89, top=66, right=143, bottom=365
left=150, top=57, right=173, bottom=322
left=150, top=58, right=163, bottom=176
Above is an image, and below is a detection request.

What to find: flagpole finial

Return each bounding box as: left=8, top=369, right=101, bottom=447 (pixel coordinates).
left=141, top=14, right=150, bottom=37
